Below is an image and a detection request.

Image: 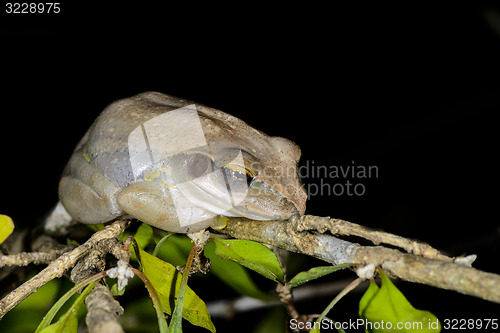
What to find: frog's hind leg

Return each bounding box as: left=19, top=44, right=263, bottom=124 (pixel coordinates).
left=59, top=153, right=123, bottom=224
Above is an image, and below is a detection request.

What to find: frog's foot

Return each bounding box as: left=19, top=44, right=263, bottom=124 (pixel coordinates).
left=210, top=215, right=228, bottom=230
left=44, top=201, right=79, bottom=235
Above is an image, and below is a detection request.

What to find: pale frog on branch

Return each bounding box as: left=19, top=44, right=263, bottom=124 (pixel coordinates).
left=53, top=92, right=307, bottom=234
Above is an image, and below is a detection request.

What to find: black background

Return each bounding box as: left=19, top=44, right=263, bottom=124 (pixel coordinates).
left=2, top=3, right=500, bottom=332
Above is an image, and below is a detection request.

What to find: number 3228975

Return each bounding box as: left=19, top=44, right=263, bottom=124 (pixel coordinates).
left=443, top=318, right=498, bottom=330
left=6, top=3, right=61, bottom=14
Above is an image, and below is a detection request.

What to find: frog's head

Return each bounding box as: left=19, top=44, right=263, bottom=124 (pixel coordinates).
left=168, top=129, right=307, bottom=222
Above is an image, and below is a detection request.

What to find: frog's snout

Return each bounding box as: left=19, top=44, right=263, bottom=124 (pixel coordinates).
left=228, top=180, right=301, bottom=221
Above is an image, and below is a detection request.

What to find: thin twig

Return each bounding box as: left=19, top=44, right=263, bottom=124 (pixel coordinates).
left=297, top=215, right=453, bottom=261
left=0, top=249, right=71, bottom=268
left=313, top=277, right=363, bottom=326
left=0, top=220, right=129, bottom=319
left=276, top=283, right=300, bottom=320
left=207, top=279, right=367, bottom=318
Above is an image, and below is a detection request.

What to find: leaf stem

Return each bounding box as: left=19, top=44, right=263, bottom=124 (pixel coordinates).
left=153, top=232, right=174, bottom=257
left=56, top=280, right=98, bottom=328
left=132, top=267, right=169, bottom=333
left=170, top=244, right=197, bottom=333
left=313, top=277, right=363, bottom=328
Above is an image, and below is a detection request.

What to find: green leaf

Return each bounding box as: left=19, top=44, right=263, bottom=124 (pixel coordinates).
left=135, top=223, right=154, bottom=249
left=119, top=297, right=164, bottom=332
left=140, top=249, right=216, bottom=332
left=35, top=275, right=102, bottom=333
left=39, top=314, right=78, bottom=333
left=204, top=241, right=275, bottom=300
left=289, top=264, right=354, bottom=287
left=333, top=321, right=347, bottom=333
left=128, top=223, right=154, bottom=262
left=132, top=268, right=169, bottom=333
left=359, top=270, right=441, bottom=333
left=86, top=224, right=105, bottom=232
left=212, top=238, right=284, bottom=283
left=37, top=280, right=97, bottom=333
left=16, top=279, right=60, bottom=311
left=0, top=279, right=61, bottom=333
left=310, top=325, right=320, bottom=333
left=0, top=214, right=14, bottom=245
left=358, top=279, right=380, bottom=316
left=110, top=283, right=126, bottom=296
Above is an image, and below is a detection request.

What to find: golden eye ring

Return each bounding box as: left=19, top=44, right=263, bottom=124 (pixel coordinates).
left=223, top=164, right=255, bottom=186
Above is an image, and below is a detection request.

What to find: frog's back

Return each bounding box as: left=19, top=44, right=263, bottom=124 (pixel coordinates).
left=80, top=92, right=197, bottom=187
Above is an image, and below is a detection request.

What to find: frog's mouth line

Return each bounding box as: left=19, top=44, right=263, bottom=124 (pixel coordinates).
left=175, top=176, right=296, bottom=221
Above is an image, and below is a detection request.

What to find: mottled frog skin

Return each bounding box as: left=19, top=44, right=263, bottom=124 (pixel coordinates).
left=58, top=92, right=306, bottom=233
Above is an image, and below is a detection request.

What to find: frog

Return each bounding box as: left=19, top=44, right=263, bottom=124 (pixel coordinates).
left=53, top=92, right=307, bottom=234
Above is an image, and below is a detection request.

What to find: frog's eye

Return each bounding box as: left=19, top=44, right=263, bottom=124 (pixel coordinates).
left=244, top=168, right=255, bottom=186
left=222, top=165, right=255, bottom=187
left=184, top=154, right=214, bottom=180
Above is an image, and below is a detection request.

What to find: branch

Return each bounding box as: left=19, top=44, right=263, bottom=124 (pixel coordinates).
left=298, top=215, right=453, bottom=261
left=219, top=215, right=500, bottom=304
left=0, top=220, right=129, bottom=319
left=0, top=249, right=71, bottom=268
left=85, top=284, right=124, bottom=333
left=70, top=233, right=128, bottom=333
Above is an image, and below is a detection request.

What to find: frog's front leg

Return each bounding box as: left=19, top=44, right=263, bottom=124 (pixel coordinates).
left=116, top=181, right=215, bottom=233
